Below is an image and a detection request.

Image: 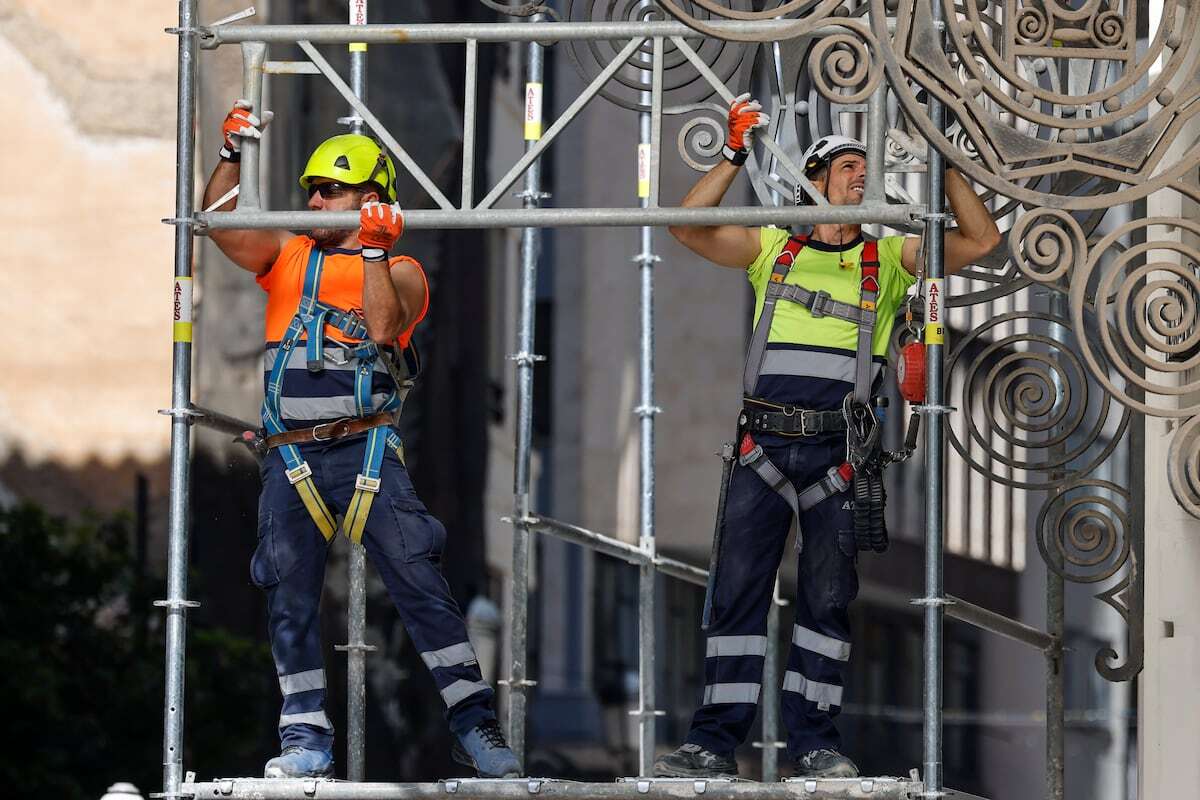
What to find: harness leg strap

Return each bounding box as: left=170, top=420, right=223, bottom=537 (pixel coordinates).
left=343, top=426, right=388, bottom=545
left=285, top=458, right=338, bottom=541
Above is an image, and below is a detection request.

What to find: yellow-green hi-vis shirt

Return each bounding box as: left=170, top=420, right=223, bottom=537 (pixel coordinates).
left=744, top=227, right=916, bottom=410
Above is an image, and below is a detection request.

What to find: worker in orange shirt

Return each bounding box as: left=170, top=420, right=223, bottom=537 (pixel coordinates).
left=202, top=100, right=519, bottom=780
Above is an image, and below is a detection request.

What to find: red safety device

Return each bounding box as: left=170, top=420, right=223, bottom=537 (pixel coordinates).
left=897, top=341, right=926, bottom=403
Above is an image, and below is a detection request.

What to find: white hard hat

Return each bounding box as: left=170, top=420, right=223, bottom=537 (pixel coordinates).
left=795, top=135, right=867, bottom=204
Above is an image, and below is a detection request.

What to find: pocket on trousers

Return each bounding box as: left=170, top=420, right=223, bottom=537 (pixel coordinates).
left=384, top=497, right=449, bottom=564
left=250, top=511, right=281, bottom=588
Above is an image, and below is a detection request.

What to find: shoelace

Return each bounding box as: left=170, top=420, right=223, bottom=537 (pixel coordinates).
left=478, top=720, right=509, bottom=749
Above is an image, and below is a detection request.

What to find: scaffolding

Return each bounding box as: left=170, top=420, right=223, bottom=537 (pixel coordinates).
left=157, top=3, right=1152, bottom=800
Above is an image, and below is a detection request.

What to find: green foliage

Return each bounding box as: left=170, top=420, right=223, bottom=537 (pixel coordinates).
left=0, top=504, right=276, bottom=799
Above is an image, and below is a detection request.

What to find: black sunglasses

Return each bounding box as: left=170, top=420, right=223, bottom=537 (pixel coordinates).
left=307, top=181, right=361, bottom=199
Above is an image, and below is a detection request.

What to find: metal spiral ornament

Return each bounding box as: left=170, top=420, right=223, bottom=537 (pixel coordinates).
left=561, top=0, right=752, bottom=112
left=806, top=26, right=882, bottom=104
left=1168, top=415, right=1200, bottom=520
left=869, top=0, right=1200, bottom=210
left=1035, top=480, right=1131, bottom=584
left=655, top=0, right=853, bottom=43
left=1009, top=207, right=1087, bottom=286
left=677, top=112, right=728, bottom=171
left=1070, top=216, right=1200, bottom=417
left=945, top=309, right=1129, bottom=490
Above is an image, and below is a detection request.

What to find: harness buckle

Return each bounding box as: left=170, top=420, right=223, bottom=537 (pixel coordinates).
left=312, top=417, right=353, bottom=442
left=327, top=346, right=351, bottom=366
left=809, top=290, right=832, bottom=318
left=285, top=463, right=313, bottom=484
left=355, top=474, right=382, bottom=493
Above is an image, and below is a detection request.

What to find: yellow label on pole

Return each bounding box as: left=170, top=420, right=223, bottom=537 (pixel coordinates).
left=924, top=277, right=944, bottom=345
left=349, top=0, right=367, bottom=52
left=173, top=277, right=193, bottom=343
left=524, top=82, right=543, bottom=140
left=637, top=143, right=651, bottom=198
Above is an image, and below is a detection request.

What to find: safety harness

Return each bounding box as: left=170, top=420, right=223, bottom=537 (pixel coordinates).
left=261, top=246, right=419, bottom=544
left=735, top=235, right=907, bottom=554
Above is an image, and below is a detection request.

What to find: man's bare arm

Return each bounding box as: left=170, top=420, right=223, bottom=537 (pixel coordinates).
left=362, top=258, right=425, bottom=344
left=667, top=160, right=762, bottom=269
left=201, top=160, right=289, bottom=276
left=901, top=168, right=1002, bottom=276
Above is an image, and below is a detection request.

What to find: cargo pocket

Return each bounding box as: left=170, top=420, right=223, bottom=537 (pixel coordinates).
left=250, top=511, right=281, bottom=588
left=385, top=498, right=448, bottom=564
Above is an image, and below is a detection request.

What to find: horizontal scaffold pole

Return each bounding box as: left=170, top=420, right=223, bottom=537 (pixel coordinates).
left=527, top=515, right=708, bottom=588
left=203, top=20, right=882, bottom=47
left=945, top=594, right=1059, bottom=653
left=180, top=777, right=920, bottom=799
left=196, top=205, right=924, bottom=231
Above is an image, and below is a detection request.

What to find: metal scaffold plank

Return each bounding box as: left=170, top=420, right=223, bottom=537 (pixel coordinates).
left=179, top=777, right=925, bottom=800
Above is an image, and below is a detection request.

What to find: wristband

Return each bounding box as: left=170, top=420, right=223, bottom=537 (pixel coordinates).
left=722, top=145, right=748, bottom=166
left=219, top=146, right=241, bottom=163
left=362, top=247, right=388, bottom=262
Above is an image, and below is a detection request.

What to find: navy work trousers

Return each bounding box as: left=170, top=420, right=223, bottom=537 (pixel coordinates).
left=252, top=436, right=494, bottom=752
left=686, top=435, right=859, bottom=759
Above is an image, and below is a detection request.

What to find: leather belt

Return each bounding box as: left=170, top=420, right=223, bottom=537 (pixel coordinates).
left=265, top=411, right=396, bottom=450
left=739, top=405, right=846, bottom=436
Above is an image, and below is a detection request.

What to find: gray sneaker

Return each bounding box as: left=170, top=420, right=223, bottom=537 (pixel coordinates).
left=795, top=749, right=859, bottom=778
left=452, top=719, right=521, bottom=778
left=263, top=745, right=335, bottom=779
left=653, top=743, right=738, bottom=778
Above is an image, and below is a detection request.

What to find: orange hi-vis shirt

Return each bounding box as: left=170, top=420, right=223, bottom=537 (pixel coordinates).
left=257, top=236, right=429, bottom=429
left=257, top=235, right=429, bottom=348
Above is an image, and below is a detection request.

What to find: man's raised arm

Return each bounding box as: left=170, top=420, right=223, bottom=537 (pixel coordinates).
left=901, top=167, right=1002, bottom=276
left=201, top=100, right=291, bottom=276
left=668, top=94, right=768, bottom=270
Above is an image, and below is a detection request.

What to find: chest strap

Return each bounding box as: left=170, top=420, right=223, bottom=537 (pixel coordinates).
left=743, top=235, right=806, bottom=396
left=853, top=241, right=880, bottom=404
left=764, top=283, right=875, bottom=326
left=738, top=434, right=852, bottom=554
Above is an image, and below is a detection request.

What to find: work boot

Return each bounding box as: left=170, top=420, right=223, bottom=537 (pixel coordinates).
left=452, top=719, right=522, bottom=778
left=264, top=746, right=335, bottom=779
left=653, top=743, right=738, bottom=778
left=794, top=749, right=859, bottom=778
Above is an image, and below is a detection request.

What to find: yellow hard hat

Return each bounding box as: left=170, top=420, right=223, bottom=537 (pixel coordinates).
left=298, top=134, right=397, bottom=202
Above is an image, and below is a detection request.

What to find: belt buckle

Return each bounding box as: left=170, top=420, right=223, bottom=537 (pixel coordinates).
left=312, top=417, right=352, bottom=442
left=799, top=410, right=820, bottom=436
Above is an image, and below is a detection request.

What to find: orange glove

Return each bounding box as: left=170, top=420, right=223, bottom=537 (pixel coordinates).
left=723, top=92, right=769, bottom=166
left=219, top=100, right=272, bottom=161
left=359, top=202, right=404, bottom=260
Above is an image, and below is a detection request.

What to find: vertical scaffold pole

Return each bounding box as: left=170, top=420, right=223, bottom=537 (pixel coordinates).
left=161, top=0, right=199, bottom=796
left=506, top=11, right=546, bottom=768
left=921, top=1, right=949, bottom=793
left=1046, top=293, right=1068, bottom=800
left=632, top=35, right=665, bottom=777
left=343, top=1, right=370, bottom=781
left=758, top=583, right=785, bottom=781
